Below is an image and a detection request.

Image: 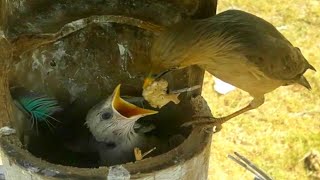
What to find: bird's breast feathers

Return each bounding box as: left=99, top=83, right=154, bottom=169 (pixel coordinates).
left=200, top=56, right=283, bottom=96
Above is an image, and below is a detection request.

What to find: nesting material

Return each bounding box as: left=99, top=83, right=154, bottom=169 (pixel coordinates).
left=142, top=79, right=180, bottom=108
left=134, top=147, right=157, bottom=161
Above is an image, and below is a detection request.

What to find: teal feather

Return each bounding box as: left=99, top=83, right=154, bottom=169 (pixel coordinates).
left=11, top=88, right=62, bottom=131
left=17, top=95, right=61, bottom=123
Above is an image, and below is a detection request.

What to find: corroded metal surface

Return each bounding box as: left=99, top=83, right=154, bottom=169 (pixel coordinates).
left=0, top=35, right=13, bottom=128
left=6, top=1, right=206, bottom=129
left=0, top=96, right=213, bottom=180
left=0, top=0, right=217, bottom=179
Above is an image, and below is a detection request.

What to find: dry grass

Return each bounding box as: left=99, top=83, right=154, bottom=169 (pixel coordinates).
left=205, top=1, right=320, bottom=179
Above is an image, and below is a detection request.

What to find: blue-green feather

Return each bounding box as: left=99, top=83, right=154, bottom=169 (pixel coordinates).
left=17, top=95, right=61, bottom=122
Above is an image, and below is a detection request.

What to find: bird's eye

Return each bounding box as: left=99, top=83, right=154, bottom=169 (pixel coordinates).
left=101, top=112, right=112, bottom=120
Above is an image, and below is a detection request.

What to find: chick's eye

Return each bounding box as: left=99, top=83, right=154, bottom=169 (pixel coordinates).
left=101, top=112, right=112, bottom=120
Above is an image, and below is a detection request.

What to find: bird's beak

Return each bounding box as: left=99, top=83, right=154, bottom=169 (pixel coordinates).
left=112, top=84, right=158, bottom=119
left=297, top=76, right=312, bottom=90
left=143, top=73, right=156, bottom=89
left=143, top=69, right=173, bottom=89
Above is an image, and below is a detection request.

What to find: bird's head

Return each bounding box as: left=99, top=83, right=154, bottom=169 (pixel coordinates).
left=282, top=47, right=316, bottom=90
left=143, top=32, right=186, bottom=89
left=85, top=84, right=158, bottom=142
left=143, top=20, right=207, bottom=88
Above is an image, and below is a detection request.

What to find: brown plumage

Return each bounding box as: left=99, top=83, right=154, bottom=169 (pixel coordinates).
left=146, top=9, right=316, bottom=126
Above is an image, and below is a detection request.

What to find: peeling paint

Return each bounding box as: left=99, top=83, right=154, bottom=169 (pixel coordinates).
left=52, top=41, right=67, bottom=60
left=25, top=22, right=40, bottom=32
left=31, top=50, right=43, bottom=71
left=10, top=0, right=27, bottom=13
left=21, top=161, right=40, bottom=174
left=30, top=41, right=69, bottom=79
left=117, top=43, right=126, bottom=58
left=0, top=127, right=16, bottom=136
left=31, top=49, right=55, bottom=77
left=63, top=79, right=87, bottom=103
left=40, top=169, right=60, bottom=177
left=154, top=165, right=186, bottom=180
left=77, top=31, right=86, bottom=42
left=26, top=166, right=40, bottom=174
left=117, top=43, right=132, bottom=70
left=52, top=41, right=69, bottom=70
left=107, top=165, right=130, bottom=180
left=117, top=43, right=135, bottom=78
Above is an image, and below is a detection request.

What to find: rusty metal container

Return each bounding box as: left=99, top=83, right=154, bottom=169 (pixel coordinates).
left=0, top=0, right=217, bottom=179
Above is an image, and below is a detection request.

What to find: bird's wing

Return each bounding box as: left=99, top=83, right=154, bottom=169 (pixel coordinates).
left=212, top=10, right=290, bottom=43
left=206, top=10, right=313, bottom=81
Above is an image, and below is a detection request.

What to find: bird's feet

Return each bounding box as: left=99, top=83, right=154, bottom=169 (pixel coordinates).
left=181, top=116, right=223, bottom=133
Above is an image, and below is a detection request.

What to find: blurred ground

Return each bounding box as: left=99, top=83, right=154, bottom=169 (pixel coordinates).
left=205, top=0, right=320, bottom=179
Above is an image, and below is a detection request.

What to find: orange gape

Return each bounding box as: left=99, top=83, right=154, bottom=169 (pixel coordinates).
left=113, top=98, right=153, bottom=118
left=112, top=84, right=157, bottom=118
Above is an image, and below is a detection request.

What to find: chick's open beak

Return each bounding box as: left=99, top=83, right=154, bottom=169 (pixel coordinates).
left=112, top=84, right=158, bottom=119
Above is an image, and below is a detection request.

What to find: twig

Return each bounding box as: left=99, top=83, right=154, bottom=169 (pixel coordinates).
left=170, top=85, right=201, bottom=94
left=142, top=147, right=157, bottom=158
left=228, top=155, right=263, bottom=179
left=228, top=152, right=273, bottom=180
left=134, top=147, right=156, bottom=161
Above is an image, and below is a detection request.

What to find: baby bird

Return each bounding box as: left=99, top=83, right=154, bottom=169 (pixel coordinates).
left=144, top=9, right=316, bottom=126
left=85, top=84, right=158, bottom=166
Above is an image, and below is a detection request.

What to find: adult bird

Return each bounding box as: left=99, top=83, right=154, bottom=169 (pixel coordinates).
left=85, top=84, right=160, bottom=166
left=143, top=10, right=316, bottom=126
